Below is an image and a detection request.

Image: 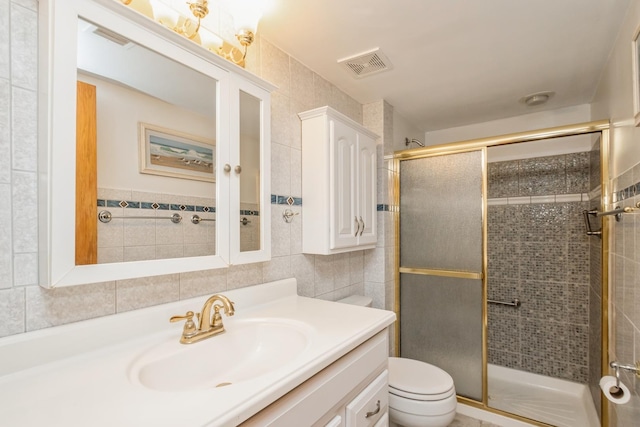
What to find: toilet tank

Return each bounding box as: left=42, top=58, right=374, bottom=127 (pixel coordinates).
left=337, top=295, right=373, bottom=307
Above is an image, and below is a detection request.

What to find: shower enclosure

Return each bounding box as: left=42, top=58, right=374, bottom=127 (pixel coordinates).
left=392, top=123, right=610, bottom=427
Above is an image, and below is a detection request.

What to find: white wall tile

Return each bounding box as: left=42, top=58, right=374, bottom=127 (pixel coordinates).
left=0, top=183, right=10, bottom=288
left=11, top=87, right=36, bottom=171
left=155, top=244, right=183, bottom=259
left=314, top=254, right=335, bottom=295
left=12, top=171, right=36, bottom=253
left=26, top=282, right=115, bottom=331
left=270, top=204, right=290, bottom=256
left=289, top=205, right=302, bottom=255
left=271, top=142, right=291, bottom=195
left=334, top=254, right=350, bottom=288
left=364, top=247, right=385, bottom=282
left=227, top=263, right=263, bottom=290
left=116, top=275, right=179, bottom=313
left=0, top=80, right=9, bottom=183
left=349, top=251, right=364, bottom=285
left=0, top=0, right=8, bottom=80
left=98, top=246, right=123, bottom=264
left=123, top=245, right=156, bottom=262
left=260, top=40, right=290, bottom=98
left=290, top=58, right=314, bottom=109
left=313, top=73, right=333, bottom=108
left=271, top=91, right=291, bottom=146
left=13, top=252, right=37, bottom=286
left=262, top=255, right=291, bottom=283
left=10, top=4, right=37, bottom=90
left=365, top=281, right=385, bottom=310
left=291, top=253, right=314, bottom=297
left=179, top=269, right=227, bottom=299
left=290, top=148, right=302, bottom=197
left=0, top=287, right=24, bottom=337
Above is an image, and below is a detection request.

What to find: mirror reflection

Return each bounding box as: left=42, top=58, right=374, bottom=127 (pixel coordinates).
left=239, top=90, right=261, bottom=252
left=76, top=18, right=218, bottom=265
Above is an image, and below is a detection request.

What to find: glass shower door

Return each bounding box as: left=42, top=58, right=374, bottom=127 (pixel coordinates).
left=399, top=149, right=485, bottom=402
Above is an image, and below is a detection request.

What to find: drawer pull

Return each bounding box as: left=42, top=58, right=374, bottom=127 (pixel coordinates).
left=365, top=399, right=380, bottom=418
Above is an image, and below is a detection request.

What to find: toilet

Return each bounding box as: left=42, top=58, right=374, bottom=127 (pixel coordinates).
left=337, top=295, right=457, bottom=427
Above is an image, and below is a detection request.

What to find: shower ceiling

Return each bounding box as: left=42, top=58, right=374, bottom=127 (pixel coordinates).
left=258, top=0, right=630, bottom=131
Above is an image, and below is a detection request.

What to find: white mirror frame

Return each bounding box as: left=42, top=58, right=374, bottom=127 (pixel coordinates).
left=38, top=0, right=273, bottom=288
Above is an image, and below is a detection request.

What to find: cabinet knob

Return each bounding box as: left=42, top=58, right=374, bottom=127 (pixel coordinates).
left=224, top=164, right=231, bottom=173
left=234, top=165, right=242, bottom=174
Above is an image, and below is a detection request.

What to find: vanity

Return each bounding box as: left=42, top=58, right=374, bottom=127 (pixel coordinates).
left=0, top=279, right=396, bottom=426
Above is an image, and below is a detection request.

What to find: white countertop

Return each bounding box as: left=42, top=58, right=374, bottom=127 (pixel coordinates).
left=0, top=279, right=396, bottom=426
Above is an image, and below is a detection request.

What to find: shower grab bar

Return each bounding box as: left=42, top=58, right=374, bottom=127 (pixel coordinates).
left=582, top=209, right=602, bottom=237
left=488, top=298, right=521, bottom=308
left=98, top=210, right=182, bottom=224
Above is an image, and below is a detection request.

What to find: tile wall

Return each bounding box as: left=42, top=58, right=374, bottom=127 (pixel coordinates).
left=0, top=1, right=396, bottom=338
left=487, top=152, right=593, bottom=383
left=609, top=162, right=640, bottom=425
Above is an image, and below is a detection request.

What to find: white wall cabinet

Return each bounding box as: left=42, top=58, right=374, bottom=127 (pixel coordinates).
left=299, top=107, right=378, bottom=255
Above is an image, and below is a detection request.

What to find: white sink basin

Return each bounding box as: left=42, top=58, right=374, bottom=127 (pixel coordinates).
left=129, top=318, right=313, bottom=392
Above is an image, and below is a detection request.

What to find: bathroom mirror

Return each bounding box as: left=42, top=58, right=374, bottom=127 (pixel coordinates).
left=77, top=17, right=218, bottom=265
left=238, top=90, right=262, bottom=253
left=39, top=0, right=234, bottom=287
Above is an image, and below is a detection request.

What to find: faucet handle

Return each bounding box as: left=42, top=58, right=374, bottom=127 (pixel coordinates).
left=170, top=311, right=197, bottom=337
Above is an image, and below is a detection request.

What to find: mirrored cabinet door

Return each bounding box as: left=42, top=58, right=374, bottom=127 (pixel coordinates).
left=229, top=76, right=271, bottom=264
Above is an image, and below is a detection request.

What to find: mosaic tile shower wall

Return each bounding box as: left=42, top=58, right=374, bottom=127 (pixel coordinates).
left=487, top=152, right=591, bottom=383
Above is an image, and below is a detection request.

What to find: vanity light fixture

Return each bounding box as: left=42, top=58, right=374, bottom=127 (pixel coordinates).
left=119, top=0, right=266, bottom=67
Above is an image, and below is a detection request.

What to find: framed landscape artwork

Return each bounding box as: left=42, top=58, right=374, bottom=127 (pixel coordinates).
left=139, top=122, right=215, bottom=182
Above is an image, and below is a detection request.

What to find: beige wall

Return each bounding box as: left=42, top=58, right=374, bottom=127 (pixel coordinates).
left=592, top=0, right=640, bottom=425
left=0, top=1, right=389, bottom=336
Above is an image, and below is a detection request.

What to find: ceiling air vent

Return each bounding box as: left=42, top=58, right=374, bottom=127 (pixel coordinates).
left=92, top=25, right=132, bottom=47
left=338, top=48, right=392, bottom=79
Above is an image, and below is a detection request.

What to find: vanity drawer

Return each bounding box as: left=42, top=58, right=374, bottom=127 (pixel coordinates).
left=345, top=370, right=388, bottom=427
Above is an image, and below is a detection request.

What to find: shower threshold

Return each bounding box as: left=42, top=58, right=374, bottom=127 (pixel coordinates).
left=488, top=364, right=599, bottom=427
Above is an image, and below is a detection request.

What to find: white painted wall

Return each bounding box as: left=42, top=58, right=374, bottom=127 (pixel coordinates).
left=591, top=0, right=640, bottom=178
left=423, top=104, right=593, bottom=162
left=79, top=73, right=215, bottom=198
left=392, top=109, right=423, bottom=152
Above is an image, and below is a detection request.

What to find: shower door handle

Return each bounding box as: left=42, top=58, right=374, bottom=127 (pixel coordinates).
left=582, top=209, right=602, bottom=237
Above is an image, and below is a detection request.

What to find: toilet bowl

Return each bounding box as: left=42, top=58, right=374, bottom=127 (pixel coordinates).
left=337, top=296, right=457, bottom=427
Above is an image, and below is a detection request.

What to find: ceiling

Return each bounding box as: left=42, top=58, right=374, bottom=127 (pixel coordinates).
left=258, top=0, right=631, bottom=132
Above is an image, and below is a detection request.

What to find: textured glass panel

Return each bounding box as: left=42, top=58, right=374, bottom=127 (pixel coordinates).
left=400, top=274, right=483, bottom=401
left=400, top=151, right=482, bottom=272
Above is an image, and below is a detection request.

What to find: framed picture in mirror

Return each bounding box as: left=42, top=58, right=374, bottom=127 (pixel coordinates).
left=139, top=122, right=216, bottom=182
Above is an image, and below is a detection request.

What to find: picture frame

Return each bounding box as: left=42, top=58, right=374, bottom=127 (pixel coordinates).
left=632, top=25, right=640, bottom=126
left=139, top=122, right=215, bottom=182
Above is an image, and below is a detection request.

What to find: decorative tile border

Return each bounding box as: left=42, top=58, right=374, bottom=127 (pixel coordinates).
left=487, top=193, right=588, bottom=206
left=271, top=195, right=302, bottom=205
left=98, top=199, right=216, bottom=212
left=612, top=181, right=640, bottom=203
left=377, top=204, right=391, bottom=211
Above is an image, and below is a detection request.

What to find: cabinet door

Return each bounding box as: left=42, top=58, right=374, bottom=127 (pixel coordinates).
left=357, top=133, right=377, bottom=245
left=229, top=75, right=271, bottom=264
left=330, top=119, right=358, bottom=249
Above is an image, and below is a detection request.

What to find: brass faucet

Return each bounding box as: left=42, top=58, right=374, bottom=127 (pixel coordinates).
left=170, top=294, right=235, bottom=344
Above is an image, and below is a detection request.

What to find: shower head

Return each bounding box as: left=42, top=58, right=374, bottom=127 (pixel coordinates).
left=405, top=137, right=425, bottom=147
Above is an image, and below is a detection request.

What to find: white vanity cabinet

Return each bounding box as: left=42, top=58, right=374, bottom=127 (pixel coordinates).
left=299, top=107, right=378, bottom=255
left=241, top=329, right=390, bottom=427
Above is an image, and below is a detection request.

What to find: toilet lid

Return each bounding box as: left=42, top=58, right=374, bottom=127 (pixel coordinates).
left=388, top=357, right=455, bottom=397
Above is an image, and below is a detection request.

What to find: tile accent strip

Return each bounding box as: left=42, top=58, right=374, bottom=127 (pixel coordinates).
left=98, top=199, right=216, bottom=213
left=613, top=181, right=640, bottom=203
left=272, top=194, right=302, bottom=205
left=377, top=204, right=391, bottom=211
left=487, top=193, right=588, bottom=206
